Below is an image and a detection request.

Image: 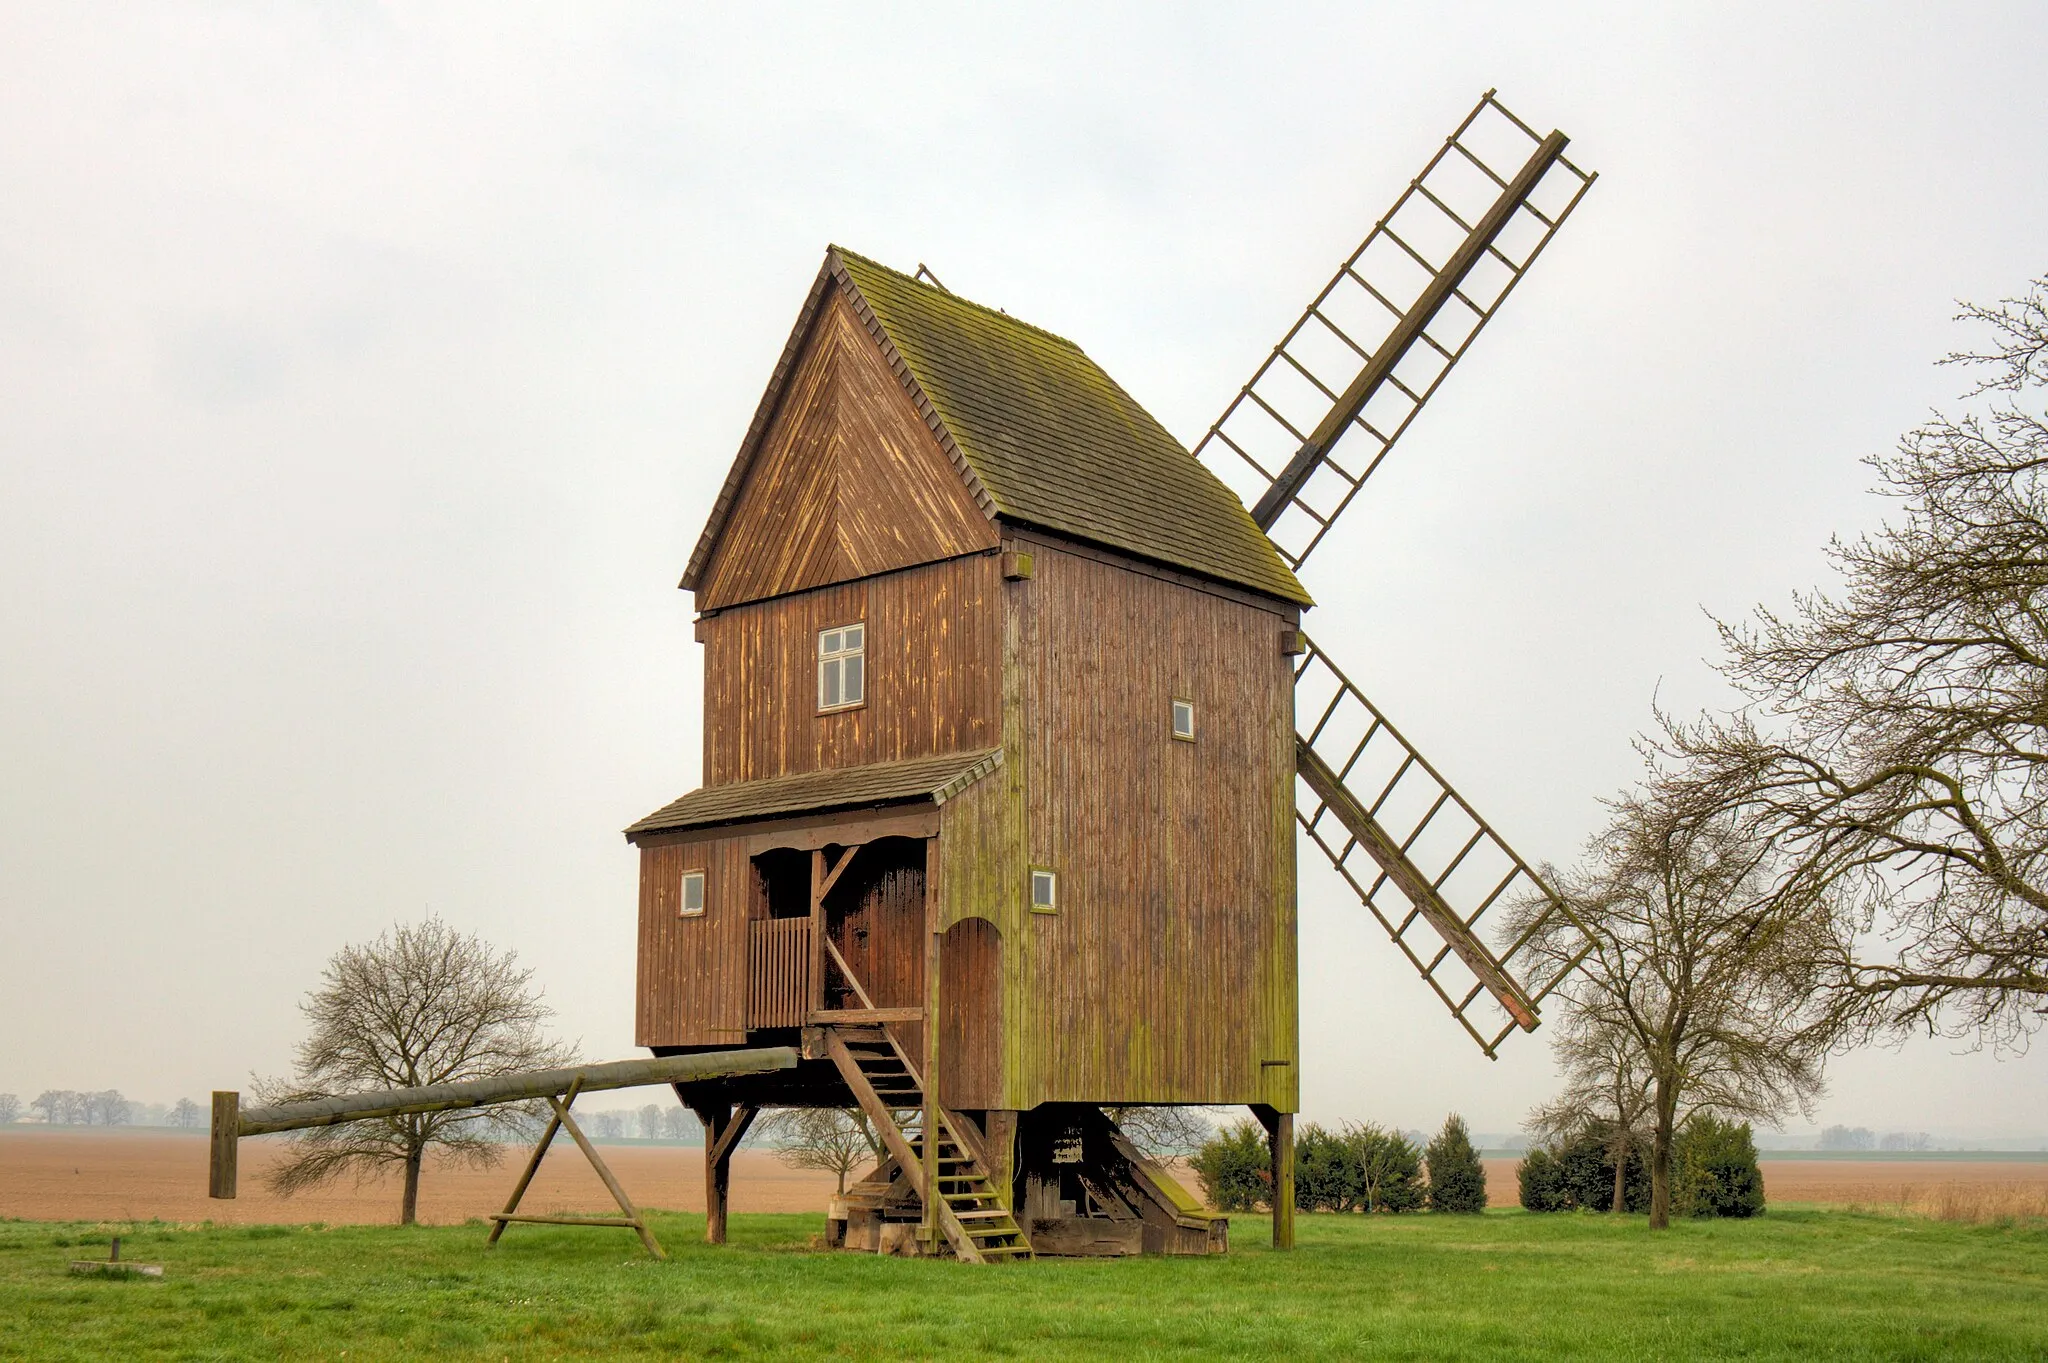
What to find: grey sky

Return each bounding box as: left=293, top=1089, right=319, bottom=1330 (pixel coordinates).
left=3, top=3, right=2045, bottom=1139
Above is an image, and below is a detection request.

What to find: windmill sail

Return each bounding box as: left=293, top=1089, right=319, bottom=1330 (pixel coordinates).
left=1293, top=634, right=1590, bottom=1056
left=1204, top=92, right=1598, bottom=1054
left=1195, top=90, right=1596, bottom=572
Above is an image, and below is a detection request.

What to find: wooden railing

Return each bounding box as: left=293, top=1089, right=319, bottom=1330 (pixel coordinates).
left=747, top=918, right=812, bottom=1029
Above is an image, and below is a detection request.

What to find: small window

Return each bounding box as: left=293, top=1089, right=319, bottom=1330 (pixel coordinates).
left=679, top=869, right=706, bottom=917
left=818, top=623, right=865, bottom=711
left=1171, top=698, right=1196, bottom=741
left=1030, top=868, right=1058, bottom=913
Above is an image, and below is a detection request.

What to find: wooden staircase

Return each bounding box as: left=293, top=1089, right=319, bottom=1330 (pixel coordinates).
left=823, top=1025, right=1030, bottom=1262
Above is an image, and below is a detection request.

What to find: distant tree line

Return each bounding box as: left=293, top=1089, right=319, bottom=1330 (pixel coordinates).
left=0, top=1092, right=206, bottom=1128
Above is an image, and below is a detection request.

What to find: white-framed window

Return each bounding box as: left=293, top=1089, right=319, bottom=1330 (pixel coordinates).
left=1171, top=698, right=1196, bottom=742
left=1030, top=867, right=1058, bottom=913
left=679, top=869, right=706, bottom=917
left=818, top=623, right=865, bottom=711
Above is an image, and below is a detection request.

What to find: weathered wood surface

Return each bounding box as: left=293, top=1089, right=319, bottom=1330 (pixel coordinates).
left=228, top=1049, right=796, bottom=1137
left=698, top=553, right=1002, bottom=788
left=939, top=531, right=1300, bottom=1109
left=694, top=291, right=997, bottom=613
left=208, top=1092, right=238, bottom=1199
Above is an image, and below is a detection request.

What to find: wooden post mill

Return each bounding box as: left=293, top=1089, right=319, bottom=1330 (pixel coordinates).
left=628, top=91, right=1597, bottom=1261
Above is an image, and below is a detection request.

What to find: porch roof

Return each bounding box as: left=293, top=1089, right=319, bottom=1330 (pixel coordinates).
left=624, top=748, right=1002, bottom=840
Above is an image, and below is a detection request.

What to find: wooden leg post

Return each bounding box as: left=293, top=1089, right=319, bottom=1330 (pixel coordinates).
left=983, top=1110, right=1018, bottom=1211
left=690, top=1099, right=758, bottom=1245
left=1253, top=1104, right=1295, bottom=1250
left=208, top=1091, right=239, bottom=1200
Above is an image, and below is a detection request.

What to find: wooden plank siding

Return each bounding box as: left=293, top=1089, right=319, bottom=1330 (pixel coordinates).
left=699, top=554, right=1004, bottom=787
left=694, top=292, right=997, bottom=613
left=636, top=834, right=756, bottom=1047
left=937, top=532, right=1300, bottom=1110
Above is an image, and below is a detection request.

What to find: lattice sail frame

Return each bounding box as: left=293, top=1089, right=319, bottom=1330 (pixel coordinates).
left=1195, top=90, right=1599, bottom=1055
left=1195, top=90, right=1596, bottom=572
left=1293, top=635, right=1592, bottom=1056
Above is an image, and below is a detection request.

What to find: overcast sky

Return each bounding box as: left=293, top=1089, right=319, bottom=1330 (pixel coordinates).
left=4, top=3, right=2046, bottom=1141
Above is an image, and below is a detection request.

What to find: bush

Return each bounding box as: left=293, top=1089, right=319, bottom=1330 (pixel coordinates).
left=1190, top=1119, right=1270, bottom=1212
left=1518, top=1147, right=1572, bottom=1211
left=1356, top=1123, right=1423, bottom=1213
left=1517, top=1122, right=1647, bottom=1212
left=1517, top=1116, right=1765, bottom=1217
left=1424, top=1114, right=1489, bottom=1213
left=1296, top=1123, right=1364, bottom=1212
left=1675, top=1115, right=1765, bottom=1219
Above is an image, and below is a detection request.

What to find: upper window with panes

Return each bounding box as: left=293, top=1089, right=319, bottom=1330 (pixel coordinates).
left=817, top=623, right=865, bottom=712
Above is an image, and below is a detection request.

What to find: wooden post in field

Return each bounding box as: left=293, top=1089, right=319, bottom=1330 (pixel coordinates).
left=208, top=1092, right=239, bottom=1199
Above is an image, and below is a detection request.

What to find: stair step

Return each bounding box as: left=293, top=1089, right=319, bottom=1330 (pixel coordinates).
left=951, top=1209, right=1014, bottom=1221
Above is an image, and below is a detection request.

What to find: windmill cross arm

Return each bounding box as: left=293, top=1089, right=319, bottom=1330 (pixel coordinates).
left=1295, top=737, right=1541, bottom=1031
left=1249, top=130, right=1569, bottom=533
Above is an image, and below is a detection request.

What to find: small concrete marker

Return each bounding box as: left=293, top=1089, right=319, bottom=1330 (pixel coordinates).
left=69, top=1235, right=163, bottom=1280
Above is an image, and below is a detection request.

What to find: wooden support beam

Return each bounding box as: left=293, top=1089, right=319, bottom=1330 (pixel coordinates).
left=1252, top=1104, right=1295, bottom=1250
left=820, top=937, right=878, bottom=1011
left=981, top=1111, right=1018, bottom=1211
left=545, top=1092, right=666, bottom=1260
left=488, top=1078, right=665, bottom=1259
left=487, top=1076, right=580, bottom=1247
left=806, top=1007, right=922, bottom=1025
left=1296, top=739, right=1539, bottom=1029
left=221, top=1047, right=798, bottom=1143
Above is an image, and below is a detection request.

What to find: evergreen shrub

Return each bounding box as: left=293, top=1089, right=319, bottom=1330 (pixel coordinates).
left=1424, top=1114, right=1489, bottom=1213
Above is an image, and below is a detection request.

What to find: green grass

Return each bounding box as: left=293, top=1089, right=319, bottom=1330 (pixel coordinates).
left=3, top=1208, right=2045, bottom=1360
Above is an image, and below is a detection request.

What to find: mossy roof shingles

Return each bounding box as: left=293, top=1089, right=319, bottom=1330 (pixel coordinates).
left=831, top=250, right=1309, bottom=606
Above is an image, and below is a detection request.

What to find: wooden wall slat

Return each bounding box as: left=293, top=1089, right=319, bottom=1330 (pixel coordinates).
left=699, top=555, right=1002, bottom=787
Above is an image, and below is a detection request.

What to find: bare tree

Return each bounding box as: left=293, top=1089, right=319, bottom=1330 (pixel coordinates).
left=661, top=1106, right=692, bottom=1141
left=86, top=1090, right=130, bottom=1126
left=256, top=917, right=576, bottom=1225
left=1513, top=783, right=1837, bottom=1228
left=1666, top=277, right=2048, bottom=1045
left=170, top=1098, right=204, bottom=1129
left=1103, top=1106, right=1219, bottom=1159
left=33, top=1090, right=81, bottom=1125
left=1525, top=1011, right=1654, bottom=1213
left=756, top=1107, right=884, bottom=1195
left=588, top=1111, right=625, bottom=1139
left=637, top=1104, right=662, bottom=1140
left=0, top=1094, right=18, bottom=1125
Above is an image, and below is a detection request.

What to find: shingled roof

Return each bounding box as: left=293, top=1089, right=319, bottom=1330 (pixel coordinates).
left=683, top=248, right=1310, bottom=607
left=624, top=748, right=1003, bottom=840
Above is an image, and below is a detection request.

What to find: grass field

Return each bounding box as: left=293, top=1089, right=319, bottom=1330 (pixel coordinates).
left=4, top=1209, right=2047, bottom=1361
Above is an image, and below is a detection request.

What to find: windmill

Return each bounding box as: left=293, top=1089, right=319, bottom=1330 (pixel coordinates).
left=1194, top=88, right=1598, bottom=1059
left=622, top=88, right=1600, bottom=1261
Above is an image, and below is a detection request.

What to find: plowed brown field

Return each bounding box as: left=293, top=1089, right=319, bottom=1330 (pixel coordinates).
left=7, top=1130, right=2046, bottom=1224
left=0, top=1128, right=839, bottom=1225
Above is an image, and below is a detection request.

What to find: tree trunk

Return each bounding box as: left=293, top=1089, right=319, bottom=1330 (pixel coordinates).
left=1650, top=1079, right=1675, bottom=1230
left=400, top=1141, right=424, bottom=1226
left=1611, top=1137, right=1628, bottom=1214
